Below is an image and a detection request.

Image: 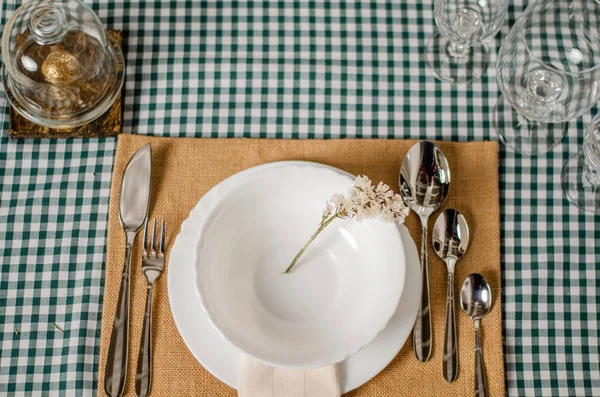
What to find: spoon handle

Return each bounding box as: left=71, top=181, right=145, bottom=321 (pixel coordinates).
left=443, top=272, right=458, bottom=383
left=413, top=224, right=432, bottom=362
left=474, top=321, right=487, bottom=397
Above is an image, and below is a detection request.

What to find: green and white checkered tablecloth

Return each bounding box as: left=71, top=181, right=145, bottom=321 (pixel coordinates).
left=0, top=0, right=599, bottom=396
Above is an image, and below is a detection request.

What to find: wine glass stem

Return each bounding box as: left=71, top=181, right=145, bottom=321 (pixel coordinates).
left=447, top=42, right=470, bottom=58
left=516, top=70, right=563, bottom=120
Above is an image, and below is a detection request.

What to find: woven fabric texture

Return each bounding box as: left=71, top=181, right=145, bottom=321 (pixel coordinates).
left=97, top=135, right=504, bottom=397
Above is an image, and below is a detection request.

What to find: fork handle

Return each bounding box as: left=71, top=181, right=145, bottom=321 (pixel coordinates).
left=136, top=285, right=154, bottom=397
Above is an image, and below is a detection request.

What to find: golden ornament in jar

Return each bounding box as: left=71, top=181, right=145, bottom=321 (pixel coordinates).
left=41, top=50, right=81, bottom=86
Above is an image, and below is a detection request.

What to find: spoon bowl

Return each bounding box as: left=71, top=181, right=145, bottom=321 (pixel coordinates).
left=433, top=209, right=470, bottom=271
left=400, top=141, right=451, bottom=219
left=460, top=273, right=492, bottom=320
left=399, top=141, right=451, bottom=362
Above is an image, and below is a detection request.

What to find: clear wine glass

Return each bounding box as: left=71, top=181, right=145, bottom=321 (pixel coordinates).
left=494, top=0, right=600, bottom=155
left=424, top=0, right=509, bottom=84
left=562, top=112, right=600, bottom=212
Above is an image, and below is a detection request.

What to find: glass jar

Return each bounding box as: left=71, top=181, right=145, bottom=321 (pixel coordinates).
left=1, top=0, right=124, bottom=128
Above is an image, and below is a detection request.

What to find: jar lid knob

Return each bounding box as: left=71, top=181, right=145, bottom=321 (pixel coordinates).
left=28, top=3, right=68, bottom=45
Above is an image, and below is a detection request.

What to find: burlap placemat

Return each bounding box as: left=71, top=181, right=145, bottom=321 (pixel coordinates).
left=99, top=134, right=504, bottom=396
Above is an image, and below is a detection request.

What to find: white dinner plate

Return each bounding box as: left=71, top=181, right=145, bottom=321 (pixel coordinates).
left=168, top=161, right=421, bottom=392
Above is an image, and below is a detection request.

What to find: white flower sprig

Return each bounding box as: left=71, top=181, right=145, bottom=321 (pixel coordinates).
left=283, top=175, right=410, bottom=274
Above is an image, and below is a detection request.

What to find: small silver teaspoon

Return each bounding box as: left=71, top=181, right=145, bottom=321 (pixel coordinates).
left=433, top=209, right=470, bottom=383
left=460, top=273, right=492, bottom=397
left=400, top=141, right=451, bottom=362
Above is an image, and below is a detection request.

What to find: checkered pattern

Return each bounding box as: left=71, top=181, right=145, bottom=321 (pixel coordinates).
left=0, top=0, right=599, bottom=396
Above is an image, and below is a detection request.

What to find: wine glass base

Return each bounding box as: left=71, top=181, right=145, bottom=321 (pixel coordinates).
left=424, top=31, right=488, bottom=84
left=561, top=153, right=600, bottom=213
left=494, top=95, right=567, bottom=155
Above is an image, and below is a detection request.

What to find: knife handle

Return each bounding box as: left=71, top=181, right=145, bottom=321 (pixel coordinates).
left=105, top=232, right=135, bottom=397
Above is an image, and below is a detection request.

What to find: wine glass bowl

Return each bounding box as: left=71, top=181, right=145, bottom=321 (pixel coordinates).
left=494, top=0, right=600, bottom=154
left=424, top=0, right=509, bottom=84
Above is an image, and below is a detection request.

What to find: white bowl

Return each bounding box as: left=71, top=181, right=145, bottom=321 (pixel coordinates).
left=194, top=164, right=405, bottom=369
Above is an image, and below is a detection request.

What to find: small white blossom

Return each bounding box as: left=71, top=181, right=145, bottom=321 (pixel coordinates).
left=353, top=175, right=372, bottom=191
left=381, top=208, right=396, bottom=223
left=330, top=193, right=345, bottom=206
left=322, top=201, right=336, bottom=218
left=375, top=181, right=390, bottom=194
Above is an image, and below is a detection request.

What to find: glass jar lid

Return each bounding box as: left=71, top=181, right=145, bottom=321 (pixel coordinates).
left=1, top=0, right=123, bottom=128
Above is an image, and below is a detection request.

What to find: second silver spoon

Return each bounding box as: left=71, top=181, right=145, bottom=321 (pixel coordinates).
left=433, top=209, right=470, bottom=383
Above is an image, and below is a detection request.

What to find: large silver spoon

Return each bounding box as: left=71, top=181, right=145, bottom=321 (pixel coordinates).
left=460, top=273, right=492, bottom=397
left=433, top=209, right=469, bottom=383
left=400, top=141, right=451, bottom=362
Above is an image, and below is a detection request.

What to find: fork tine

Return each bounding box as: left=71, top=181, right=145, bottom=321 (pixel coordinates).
left=159, top=219, right=165, bottom=256
left=142, top=218, right=149, bottom=255
left=151, top=218, right=157, bottom=256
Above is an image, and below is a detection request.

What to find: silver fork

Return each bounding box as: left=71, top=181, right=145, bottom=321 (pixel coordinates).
left=135, top=218, right=165, bottom=397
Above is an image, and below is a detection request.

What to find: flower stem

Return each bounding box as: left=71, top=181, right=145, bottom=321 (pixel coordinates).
left=283, top=215, right=338, bottom=274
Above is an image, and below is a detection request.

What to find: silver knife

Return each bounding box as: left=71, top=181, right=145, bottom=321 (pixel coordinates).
left=105, top=144, right=152, bottom=397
